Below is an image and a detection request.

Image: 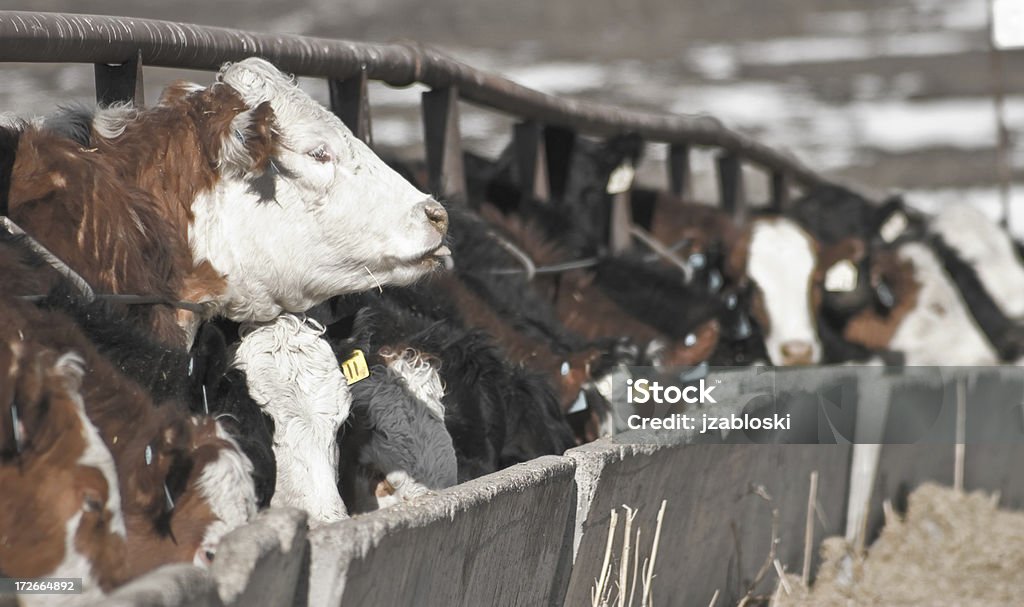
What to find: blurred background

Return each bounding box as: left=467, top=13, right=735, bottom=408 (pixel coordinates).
left=3, top=0, right=1023, bottom=231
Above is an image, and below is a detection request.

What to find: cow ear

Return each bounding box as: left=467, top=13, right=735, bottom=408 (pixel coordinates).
left=188, top=323, right=228, bottom=413
left=217, top=58, right=284, bottom=106
left=219, top=102, right=279, bottom=177
left=817, top=237, right=865, bottom=277
left=872, top=194, right=916, bottom=244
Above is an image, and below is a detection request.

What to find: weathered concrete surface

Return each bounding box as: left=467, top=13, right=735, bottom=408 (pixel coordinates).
left=869, top=368, right=1024, bottom=538
left=562, top=435, right=851, bottom=607
left=306, top=455, right=576, bottom=607
left=211, top=508, right=309, bottom=607
left=98, top=564, right=222, bottom=607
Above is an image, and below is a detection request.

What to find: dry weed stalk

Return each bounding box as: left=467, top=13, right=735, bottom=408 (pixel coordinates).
left=590, top=500, right=668, bottom=607
left=738, top=484, right=781, bottom=607
left=801, top=471, right=819, bottom=587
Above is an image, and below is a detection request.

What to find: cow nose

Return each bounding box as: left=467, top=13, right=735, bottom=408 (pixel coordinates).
left=780, top=341, right=814, bottom=365
left=421, top=200, right=449, bottom=235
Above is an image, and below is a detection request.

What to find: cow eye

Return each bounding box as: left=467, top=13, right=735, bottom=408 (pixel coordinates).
left=308, top=145, right=332, bottom=163
left=83, top=491, right=103, bottom=513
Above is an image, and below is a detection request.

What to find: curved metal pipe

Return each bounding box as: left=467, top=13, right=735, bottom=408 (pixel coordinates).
left=0, top=10, right=827, bottom=186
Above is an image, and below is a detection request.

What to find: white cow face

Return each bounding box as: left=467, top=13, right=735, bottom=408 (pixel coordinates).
left=885, top=242, right=999, bottom=365
left=739, top=218, right=823, bottom=366
left=932, top=204, right=1024, bottom=319
left=191, top=58, right=449, bottom=322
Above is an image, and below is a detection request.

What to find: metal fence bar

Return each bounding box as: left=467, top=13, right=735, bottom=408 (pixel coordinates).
left=544, top=126, right=577, bottom=201
left=328, top=71, right=373, bottom=145
left=94, top=48, right=144, bottom=106
left=667, top=143, right=692, bottom=199
left=716, top=152, right=744, bottom=218
left=770, top=170, right=789, bottom=212
left=0, top=11, right=826, bottom=187
left=422, top=86, right=467, bottom=204
left=607, top=190, right=633, bottom=254
left=513, top=121, right=550, bottom=204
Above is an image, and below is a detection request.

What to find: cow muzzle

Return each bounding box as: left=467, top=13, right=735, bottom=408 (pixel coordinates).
left=419, top=199, right=449, bottom=236
left=779, top=340, right=815, bottom=366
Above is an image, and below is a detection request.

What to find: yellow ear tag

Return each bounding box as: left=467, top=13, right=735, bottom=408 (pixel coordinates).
left=341, top=349, right=370, bottom=385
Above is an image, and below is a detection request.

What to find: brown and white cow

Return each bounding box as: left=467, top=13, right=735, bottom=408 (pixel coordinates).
left=786, top=188, right=1003, bottom=366
left=0, top=340, right=127, bottom=602
left=0, top=295, right=257, bottom=576
left=727, top=216, right=825, bottom=366
left=123, top=415, right=256, bottom=574
left=7, top=58, right=449, bottom=347
left=843, top=241, right=1000, bottom=366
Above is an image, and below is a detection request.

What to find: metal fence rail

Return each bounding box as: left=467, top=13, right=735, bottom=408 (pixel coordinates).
left=0, top=10, right=830, bottom=228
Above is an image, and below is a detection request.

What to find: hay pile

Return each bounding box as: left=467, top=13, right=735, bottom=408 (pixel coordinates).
left=772, top=483, right=1024, bottom=606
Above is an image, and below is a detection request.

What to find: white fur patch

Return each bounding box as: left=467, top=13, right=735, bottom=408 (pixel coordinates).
left=889, top=242, right=999, bottom=365
left=824, top=259, right=859, bottom=293
left=606, top=162, right=635, bottom=195
left=231, top=314, right=350, bottom=525
left=91, top=103, right=137, bottom=141
left=932, top=203, right=1024, bottom=319
left=880, top=211, right=908, bottom=243
left=567, top=390, right=588, bottom=414
left=374, top=470, right=430, bottom=510
left=28, top=510, right=100, bottom=607
left=195, top=422, right=257, bottom=556
left=746, top=218, right=822, bottom=365
left=386, top=350, right=446, bottom=421
left=61, top=352, right=127, bottom=540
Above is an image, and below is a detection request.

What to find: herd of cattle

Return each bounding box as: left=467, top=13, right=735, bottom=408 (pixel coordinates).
left=2, top=56, right=1023, bottom=603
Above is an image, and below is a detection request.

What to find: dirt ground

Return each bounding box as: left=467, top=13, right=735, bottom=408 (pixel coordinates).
left=772, top=483, right=1024, bottom=607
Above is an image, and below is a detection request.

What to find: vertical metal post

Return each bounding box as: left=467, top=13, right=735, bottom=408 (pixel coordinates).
left=422, top=86, right=467, bottom=204
left=513, top=121, right=549, bottom=203
left=544, top=126, right=577, bottom=201
left=608, top=190, right=633, bottom=254
left=987, top=0, right=1012, bottom=229
left=954, top=376, right=967, bottom=493
left=770, top=170, right=789, bottom=212
left=329, top=71, right=373, bottom=146
left=667, top=143, right=692, bottom=199
left=716, top=152, right=745, bottom=219
left=94, top=49, right=144, bottom=107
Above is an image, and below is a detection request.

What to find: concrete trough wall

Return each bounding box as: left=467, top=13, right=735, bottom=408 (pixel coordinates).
left=865, top=367, right=1024, bottom=540
left=76, top=366, right=1024, bottom=607
left=305, top=455, right=577, bottom=607
left=562, top=440, right=851, bottom=607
